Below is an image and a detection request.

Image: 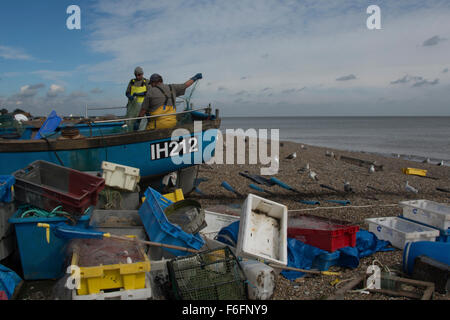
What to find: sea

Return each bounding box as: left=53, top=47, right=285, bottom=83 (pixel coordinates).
left=220, top=117, right=450, bottom=165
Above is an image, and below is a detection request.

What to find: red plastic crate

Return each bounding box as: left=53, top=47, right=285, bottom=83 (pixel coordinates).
left=288, top=214, right=359, bottom=252
left=13, top=160, right=105, bottom=216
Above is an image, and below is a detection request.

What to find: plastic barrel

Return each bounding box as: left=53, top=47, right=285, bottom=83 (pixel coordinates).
left=403, top=241, right=450, bottom=275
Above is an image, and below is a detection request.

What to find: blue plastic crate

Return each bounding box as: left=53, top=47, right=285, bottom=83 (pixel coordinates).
left=399, top=215, right=450, bottom=243
left=139, top=187, right=204, bottom=256
left=8, top=207, right=92, bottom=280
left=0, top=175, right=15, bottom=203
left=311, top=251, right=341, bottom=271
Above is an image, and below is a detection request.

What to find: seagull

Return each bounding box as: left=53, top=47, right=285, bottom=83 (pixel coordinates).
left=437, top=160, right=444, bottom=166
left=301, top=144, right=306, bottom=149
left=423, top=158, right=430, bottom=164
left=305, top=163, right=310, bottom=170
left=309, top=170, right=319, bottom=181
left=369, top=165, right=375, bottom=173
left=286, top=152, right=297, bottom=160
left=405, top=181, right=418, bottom=194
left=344, top=181, right=353, bottom=193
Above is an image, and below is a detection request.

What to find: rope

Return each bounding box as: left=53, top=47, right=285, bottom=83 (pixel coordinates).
left=101, top=188, right=123, bottom=209
left=288, top=203, right=398, bottom=212
left=19, top=205, right=77, bottom=225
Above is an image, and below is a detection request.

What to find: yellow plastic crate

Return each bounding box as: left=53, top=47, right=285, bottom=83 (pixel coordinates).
left=71, top=238, right=151, bottom=296
left=141, top=188, right=184, bottom=204
left=163, top=189, right=184, bottom=202
left=402, top=168, right=427, bottom=177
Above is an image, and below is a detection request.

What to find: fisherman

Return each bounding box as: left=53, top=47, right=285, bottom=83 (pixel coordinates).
left=125, top=67, right=148, bottom=131
left=125, top=67, right=148, bottom=105
left=138, top=73, right=202, bottom=130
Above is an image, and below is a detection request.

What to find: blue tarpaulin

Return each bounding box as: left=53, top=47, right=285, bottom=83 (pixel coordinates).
left=0, top=264, right=22, bottom=299
left=34, top=110, right=62, bottom=140
left=217, top=221, right=394, bottom=280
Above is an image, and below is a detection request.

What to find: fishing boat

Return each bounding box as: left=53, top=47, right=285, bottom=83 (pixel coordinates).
left=0, top=106, right=221, bottom=193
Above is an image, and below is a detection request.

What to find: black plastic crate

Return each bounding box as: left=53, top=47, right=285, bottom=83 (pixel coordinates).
left=167, top=246, right=247, bottom=300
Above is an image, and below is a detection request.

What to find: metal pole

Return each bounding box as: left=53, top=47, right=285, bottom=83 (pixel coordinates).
left=91, top=107, right=211, bottom=124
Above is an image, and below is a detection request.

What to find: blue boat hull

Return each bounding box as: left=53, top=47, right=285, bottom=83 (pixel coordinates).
left=0, top=123, right=219, bottom=177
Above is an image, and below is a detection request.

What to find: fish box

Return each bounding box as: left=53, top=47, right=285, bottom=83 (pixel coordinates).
left=399, top=200, right=450, bottom=231
left=201, top=210, right=239, bottom=240
left=71, top=238, right=151, bottom=296
left=236, top=194, right=288, bottom=266
left=402, top=168, right=427, bottom=177
left=287, top=214, right=359, bottom=252
left=365, top=217, right=440, bottom=249
left=13, top=160, right=105, bottom=216
left=101, top=161, right=140, bottom=192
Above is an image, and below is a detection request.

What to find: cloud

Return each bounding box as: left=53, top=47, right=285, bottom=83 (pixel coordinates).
left=412, top=78, right=439, bottom=87
left=261, top=87, right=271, bottom=92
left=217, top=86, right=227, bottom=91
left=16, top=83, right=45, bottom=98
left=240, top=76, right=248, bottom=80
left=69, top=91, right=88, bottom=98
left=336, top=74, right=356, bottom=81
left=47, top=84, right=66, bottom=97
left=443, top=68, right=449, bottom=73
left=90, top=88, right=104, bottom=94
left=390, top=75, right=439, bottom=87
left=235, top=90, right=248, bottom=96
left=0, top=46, right=33, bottom=60
left=31, top=70, right=71, bottom=82
left=422, top=35, right=447, bottom=47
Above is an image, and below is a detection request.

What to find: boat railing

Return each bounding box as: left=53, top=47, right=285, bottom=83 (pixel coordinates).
left=91, top=106, right=215, bottom=124
left=85, top=99, right=188, bottom=118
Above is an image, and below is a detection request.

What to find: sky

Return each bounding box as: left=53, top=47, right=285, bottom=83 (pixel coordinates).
left=0, top=0, right=449, bottom=117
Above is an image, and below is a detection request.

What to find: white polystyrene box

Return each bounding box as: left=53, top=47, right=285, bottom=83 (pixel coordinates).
left=399, top=200, right=450, bottom=231
left=236, top=194, right=288, bottom=266
left=365, top=216, right=440, bottom=249
left=101, top=161, right=140, bottom=191
left=240, top=259, right=276, bottom=300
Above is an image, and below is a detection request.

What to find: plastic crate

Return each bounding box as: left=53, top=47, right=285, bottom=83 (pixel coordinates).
left=13, top=160, right=105, bottom=216
left=163, top=189, right=184, bottom=202
left=138, top=187, right=204, bottom=256
left=402, top=168, right=427, bottom=177
left=71, top=238, right=151, bottom=295
left=311, top=251, right=341, bottom=271
left=201, top=210, right=239, bottom=240
left=167, top=246, right=247, bottom=300
left=287, top=214, right=359, bottom=252
left=365, top=217, right=440, bottom=249
left=8, top=207, right=92, bottom=280
left=0, top=175, right=15, bottom=203
left=399, top=215, right=450, bottom=243
left=101, top=161, right=140, bottom=192
left=72, top=273, right=152, bottom=300
left=236, top=194, right=288, bottom=266
left=0, top=202, right=16, bottom=239
left=399, top=200, right=450, bottom=231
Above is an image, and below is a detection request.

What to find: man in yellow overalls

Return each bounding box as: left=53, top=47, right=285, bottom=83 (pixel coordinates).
left=125, top=67, right=148, bottom=131
left=138, top=73, right=202, bottom=130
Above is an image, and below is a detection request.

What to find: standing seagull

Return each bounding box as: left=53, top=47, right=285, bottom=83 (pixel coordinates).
left=309, top=170, right=319, bottom=181
left=369, top=165, right=375, bottom=173
left=286, top=152, right=297, bottom=160
left=344, top=181, right=353, bottom=193
left=437, top=160, right=445, bottom=166
left=405, top=181, right=418, bottom=194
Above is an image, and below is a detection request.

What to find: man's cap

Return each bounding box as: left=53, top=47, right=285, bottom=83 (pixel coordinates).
left=150, top=73, right=163, bottom=83
left=134, top=66, right=144, bottom=75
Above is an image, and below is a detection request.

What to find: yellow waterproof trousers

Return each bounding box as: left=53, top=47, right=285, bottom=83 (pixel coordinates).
left=146, top=105, right=177, bottom=130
